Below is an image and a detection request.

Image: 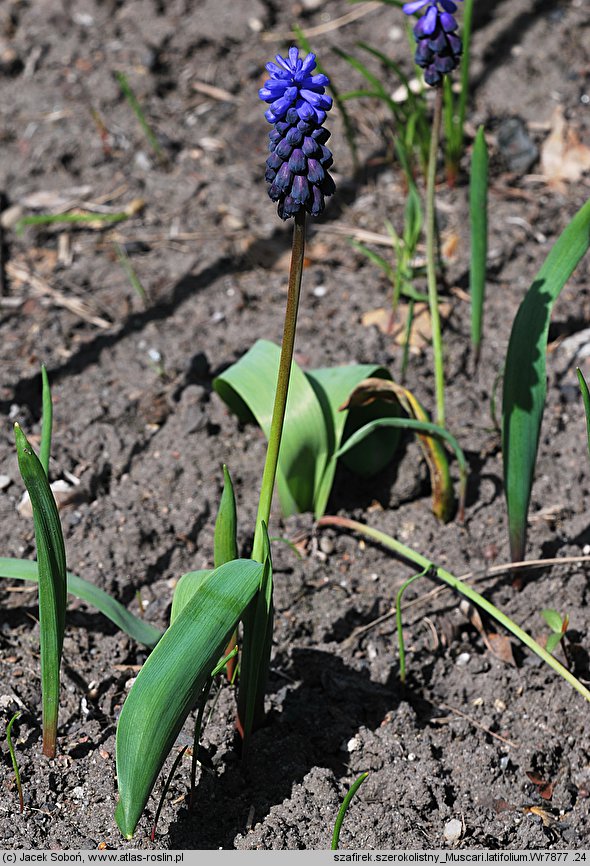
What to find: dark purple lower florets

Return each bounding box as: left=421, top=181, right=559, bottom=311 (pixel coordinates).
left=413, top=7, right=462, bottom=86
left=264, top=107, right=335, bottom=220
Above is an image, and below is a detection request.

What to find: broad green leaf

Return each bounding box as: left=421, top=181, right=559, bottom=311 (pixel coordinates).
left=170, top=570, right=212, bottom=623
left=577, top=367, right=590, bottom=462
left=214, top=465, right=238, bottom=568
left=470, top=126, right=488, bottom=364
left=502, top=198, right=590, bottom=561
left=0, top=558, right=161, bottom=649
left=214, top=340, right=328, bottom=515
left=115, top=558, right=263, bottom=838
left=14, top=424, right=67, bottom=757
left=214, top=341, right=397, bottom=518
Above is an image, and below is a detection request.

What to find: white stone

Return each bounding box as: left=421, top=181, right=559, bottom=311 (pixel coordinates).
left=443, top=818, right=462, bottom=843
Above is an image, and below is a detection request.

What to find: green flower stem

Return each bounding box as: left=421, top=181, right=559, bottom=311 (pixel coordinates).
left=238, top=211, right=306, bottom=742
left=317, top=516, right=590, bottom=704
left=252, top=210, right=306, bottom=562
left=426, top=87, right=445, bottom=426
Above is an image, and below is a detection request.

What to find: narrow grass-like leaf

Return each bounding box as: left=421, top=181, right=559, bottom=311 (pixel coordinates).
left=396, top=572, right=425, bottom=684
left=15, top=210, right=134, bottom=234
left=577, top=367, right=590, bottom=462
left=470, top=126, right=488, bottom=365
left=0, top=558, right=161, bottom=648
left=115, top=558, right=263, bottom=838
left=339, top=378, right=459, bottom=521
left=40, top=365, right=52, bottom=477
left=237, top=523, right=274, bottom=750
left=318, top=516, right=590, bottom=704
left=114, top=71, right=165, bottom=162
left=214, top=464, right=240, bottom=679
left=214, top=465, right=238, bottom=568
left=115, top=242, right=148, bottom=307
left=331, top=772, right=369, bottom=850
left=294, top=24, right=358, bottom=171
left=14, top=424, right=66, bottom=757
left=502, top=198, right=590, bottom=561
left=6, top=712, right=24, bottom=813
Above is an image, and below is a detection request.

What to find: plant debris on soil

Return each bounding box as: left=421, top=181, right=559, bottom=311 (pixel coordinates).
left=2, top=0, right=590, bottom=851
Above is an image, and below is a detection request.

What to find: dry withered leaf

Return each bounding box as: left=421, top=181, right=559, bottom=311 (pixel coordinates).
left=339, top=376, right=455, bottom=522
left=540, top=105, right=590, bottom=188
left=361, top=301, right=453, bottom=351
left=459, top=599, right=517, bottom=666
left=526, top=771, right=555, bottom=801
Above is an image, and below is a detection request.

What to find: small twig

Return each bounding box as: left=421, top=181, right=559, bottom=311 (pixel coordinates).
left=339, top=554, right=590, bottom=648
left=191, top=81, right=238, bottom=103
left=433, top=702, right=518, bottom=748
left=262, top=2, right=381, bottom=41
left=6, top=262, right=111, bottom=328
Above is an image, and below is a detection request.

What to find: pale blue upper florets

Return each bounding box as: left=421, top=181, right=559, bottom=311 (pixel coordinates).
left=259, top=48, right=335, bottom=220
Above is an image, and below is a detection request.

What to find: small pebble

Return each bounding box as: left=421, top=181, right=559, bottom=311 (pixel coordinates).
left=444, top=818, right=463, bottom=843
left=71, top=787, right=85, bottom=800
left=346, top=735, right=361, bottom=753
left=313, top=285, right=326, bottom=297
left=319, top=536, right=334, bottom=555
left=0, top=475, right=12, bottom=490
left=456, top=652, right=470, bottom=667
left=134, top=151, right=152, bottom=171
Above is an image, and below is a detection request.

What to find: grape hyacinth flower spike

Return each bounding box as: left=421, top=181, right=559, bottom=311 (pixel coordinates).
left=403, top=0, right=463, bottom=87
left=259, top=47, right=336, bottom=220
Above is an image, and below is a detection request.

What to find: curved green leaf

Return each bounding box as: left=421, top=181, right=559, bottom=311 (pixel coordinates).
left=214, top=340, right=401, bottom=518
left=115, top=558, right=263, bottom=838
left=334, top=415, right=467, bottom=522
left=14, top=424, right=66, bottom=757
left=502, top=198, right=590, bottom=561
left=214, top=340, right=328, bottom=515
left=0, top=558, right=161, bottom=648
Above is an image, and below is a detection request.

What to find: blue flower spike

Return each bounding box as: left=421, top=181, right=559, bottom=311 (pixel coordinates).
left=403, top=0, right=463, bottom=87
left=259, top=48, right=336, bottom=220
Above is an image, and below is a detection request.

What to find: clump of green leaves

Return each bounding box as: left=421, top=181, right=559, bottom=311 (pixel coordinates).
left=214, top=339, right=464, bottom=522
